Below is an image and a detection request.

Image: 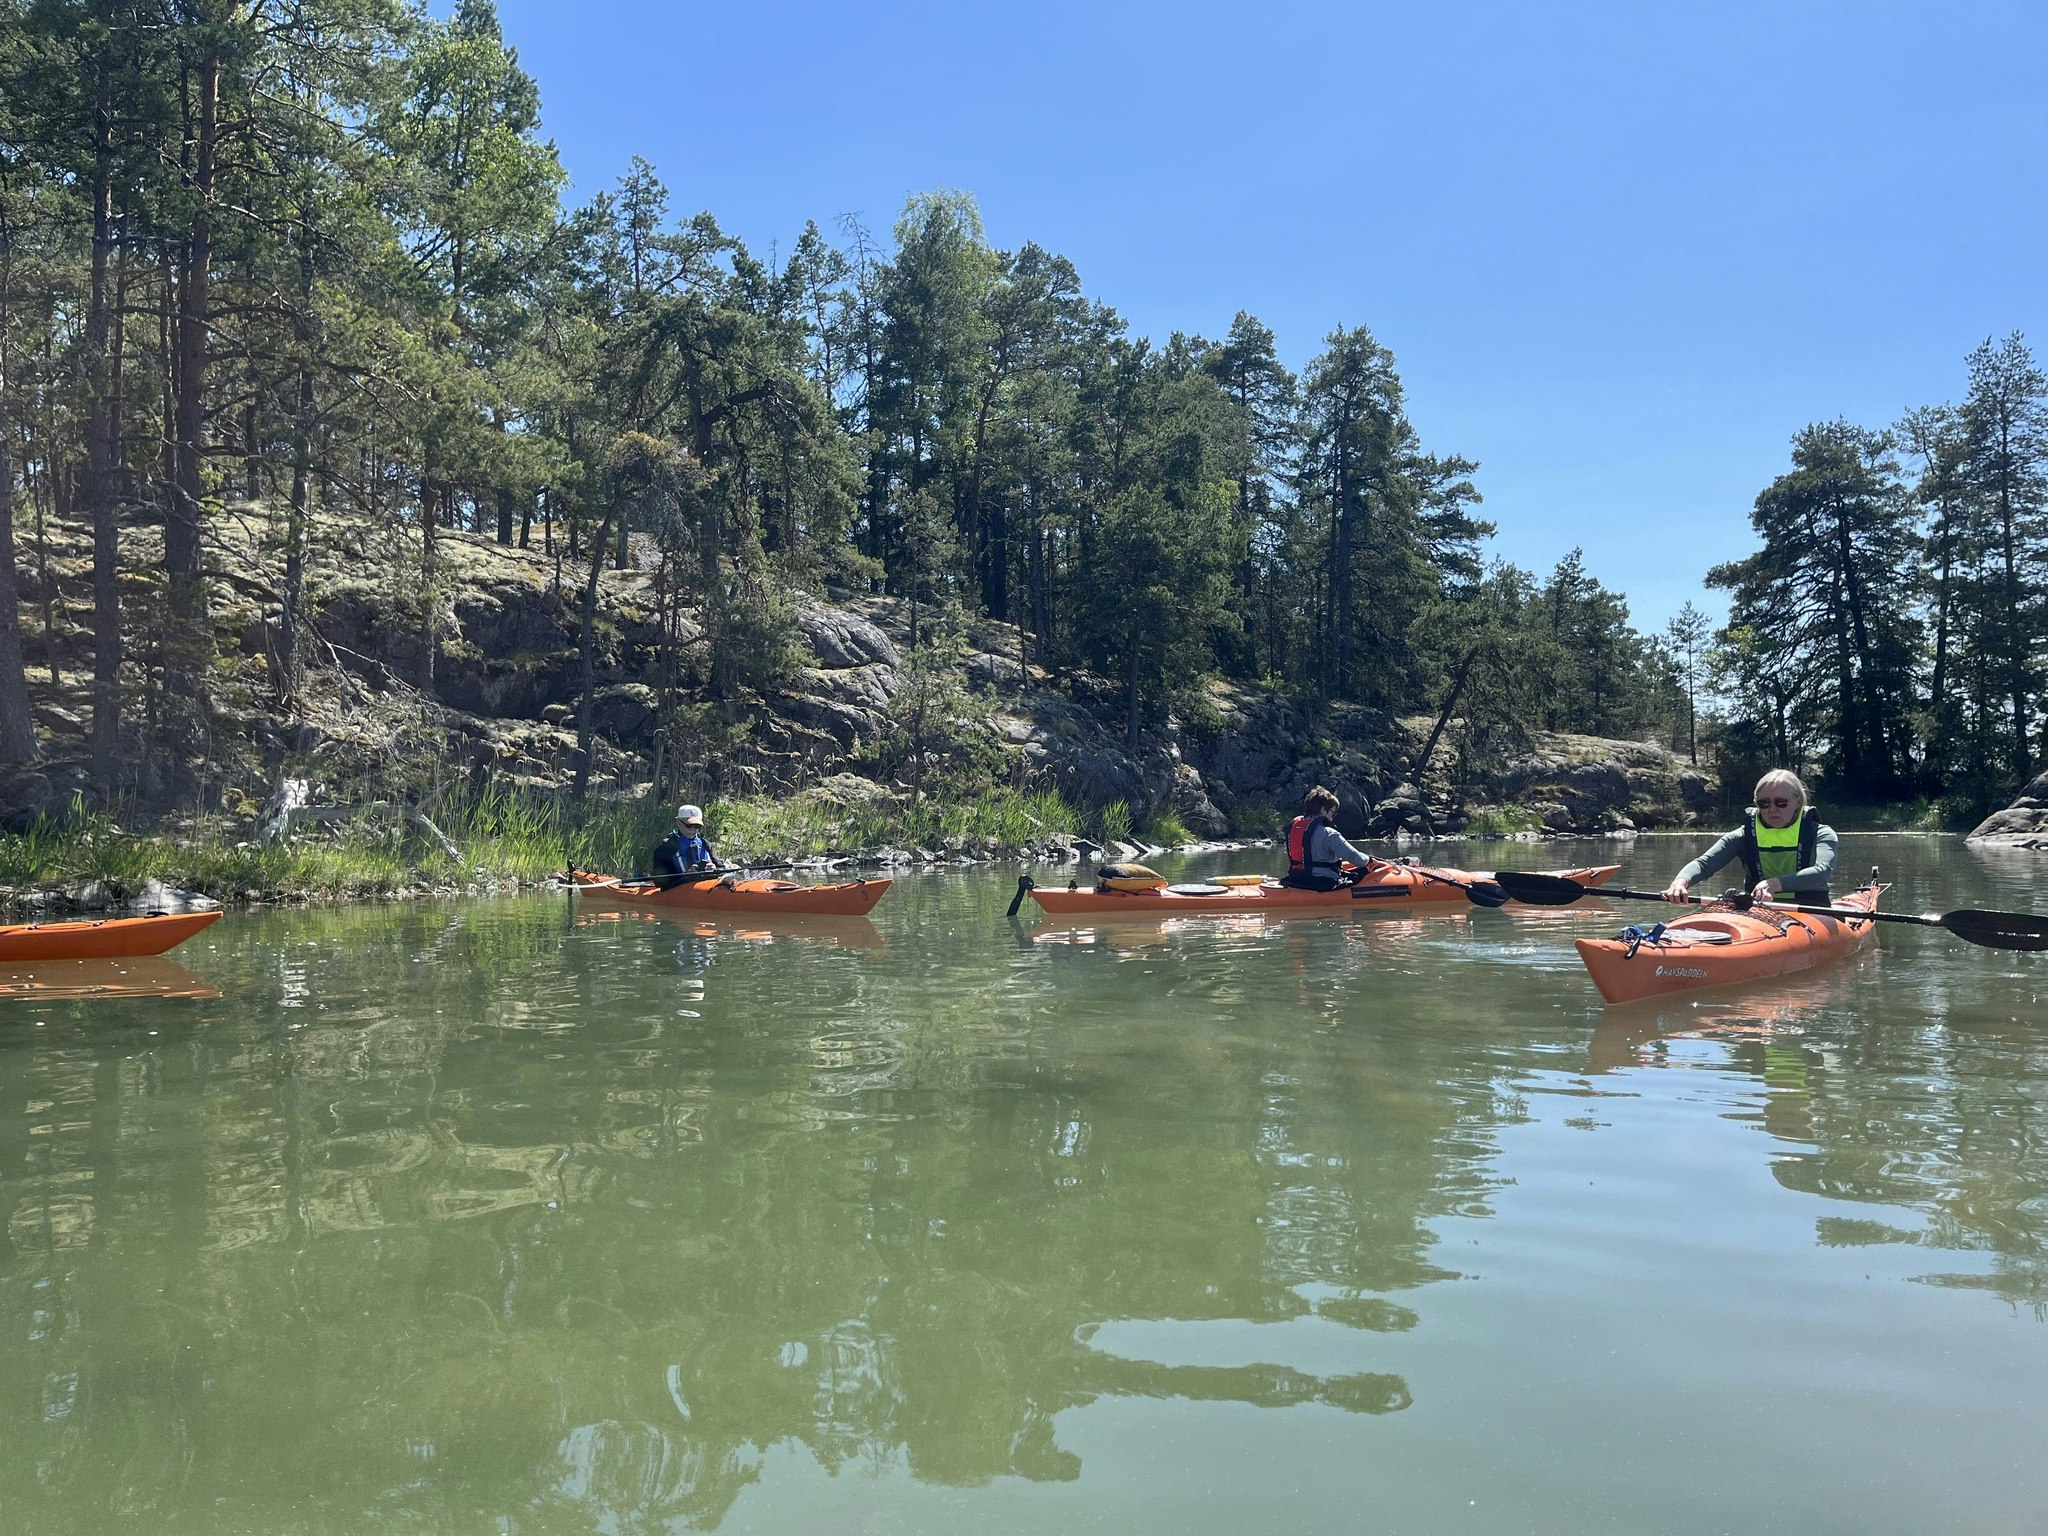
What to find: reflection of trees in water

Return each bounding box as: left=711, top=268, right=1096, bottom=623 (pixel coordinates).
left=1591, top=994, right=2048, bottom=1315
left=1767, top=1019, right=2048, bottom=1313
left=0, top=897, right=1538, bottom=1528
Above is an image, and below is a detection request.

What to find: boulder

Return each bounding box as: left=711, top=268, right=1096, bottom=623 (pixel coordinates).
left=963, top=649, right=1026, bottom=689
left=799, top=607, right=899, bottom=670
left=589, top=683, right=660, bottom=747
left=1967, top=770, right=2048, bottom=846
left=798, top=664, right=897, bottom=715
left=1168, top=764, right=1231, bottom=839
left=1371, top=782, right=1432, bottom=835
left=776, top=692, right=884, bottom=751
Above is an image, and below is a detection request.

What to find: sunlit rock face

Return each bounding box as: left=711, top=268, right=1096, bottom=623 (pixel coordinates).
left=1966, top=770, right=2048, bottom=849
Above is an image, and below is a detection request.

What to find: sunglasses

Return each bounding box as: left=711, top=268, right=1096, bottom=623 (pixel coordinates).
left=1759, top=797, right=1796, bottom=809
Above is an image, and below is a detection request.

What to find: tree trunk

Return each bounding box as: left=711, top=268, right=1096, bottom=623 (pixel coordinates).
left=275, top=207, right=318, bottom=710
left=278, top=361, right=312, bottom=709
left=86, top=55, right=121, bottom=797
left=418, top=474, right=439, bottom=689
left=1996, top=431, right=2031, bottom=782
left=0, top=324, right=40, bottom=763
left=1413, top=645, right=1480, bottom=786
left=1124, top=618, right=1142, bottom=749
left=572, top=502, right=622, bottom=799
left=165, top=42, right=221, bottom=750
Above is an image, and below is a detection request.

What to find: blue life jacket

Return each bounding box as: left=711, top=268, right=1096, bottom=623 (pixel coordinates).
left=653, top=831, right=716, bottom=877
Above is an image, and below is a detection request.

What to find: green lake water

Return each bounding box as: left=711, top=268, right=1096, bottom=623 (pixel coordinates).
left=3, top=834, right=2046, bottom=1533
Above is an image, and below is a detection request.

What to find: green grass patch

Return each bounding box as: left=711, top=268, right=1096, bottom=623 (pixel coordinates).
left=0, top=780, right=1090, bottom=903
left=1138, top=812, right=1195, bottom=847
left=1460, top=804, right=1545, bottom=837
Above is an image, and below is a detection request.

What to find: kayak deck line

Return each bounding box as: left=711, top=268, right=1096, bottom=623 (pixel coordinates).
left=566, top=869, right=893, bottom=917
left=1025, top=863, right=1620, bottom=917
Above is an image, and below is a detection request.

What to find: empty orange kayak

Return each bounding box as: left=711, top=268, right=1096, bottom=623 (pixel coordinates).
left=1572, top=886, right=1880, bottom=1004
left=0, top=908, right=222, bottom=963
left=1026, top=863, right=1619, bottom=916
left=567, top=869, right=892, bottom=916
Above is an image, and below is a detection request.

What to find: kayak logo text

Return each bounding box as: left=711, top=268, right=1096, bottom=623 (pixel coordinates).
left=1654, top=965, right=1709, bottom=979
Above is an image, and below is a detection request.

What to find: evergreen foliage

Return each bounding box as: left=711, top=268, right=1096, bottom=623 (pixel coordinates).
left=1707, top=338, right=2048, bottom=812
left=3, top=3, right=2035, bottom=819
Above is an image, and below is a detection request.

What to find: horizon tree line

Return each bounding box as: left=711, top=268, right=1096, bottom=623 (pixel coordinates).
left=10, top=0, right=1996, bottom=818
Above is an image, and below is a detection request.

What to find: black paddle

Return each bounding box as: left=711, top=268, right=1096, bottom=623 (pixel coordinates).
left=1386, top=862, right=1510, bottom=908
left=1007, top=875, right=1036, bottom=918
left=1489, top=869, right=2048, bottom=953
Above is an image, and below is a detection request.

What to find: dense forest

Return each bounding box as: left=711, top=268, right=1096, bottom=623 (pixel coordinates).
left=0, top=1, right=2040, bottom=820
left=1712, top=334, right=2048, bottom=813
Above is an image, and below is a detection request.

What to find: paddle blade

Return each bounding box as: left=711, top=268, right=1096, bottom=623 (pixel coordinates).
left=1465, top=880, right=1511, bottom=909
left=1490, top=870, right=1594, bottom=907
left=1006, top=875, right=1034, bottom=919
left=1941, top=908, right=2048, bottom=952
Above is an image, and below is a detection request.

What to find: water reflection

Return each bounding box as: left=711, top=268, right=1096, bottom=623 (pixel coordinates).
left=2, top=842, right=2046, bottom=1531
left=575, top=907, right=887, bottom=951
left=1577, top=932, right=2048, bottom=1315
left=0, top=955, right=219, bottom=1001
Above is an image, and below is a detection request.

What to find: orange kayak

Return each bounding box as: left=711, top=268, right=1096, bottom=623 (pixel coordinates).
left=568, top=869, right=892, bottom=916
left=0, top=908, right=222, bottom=963
left=1572, top=886, right=1880, bottom=1004
left=1026, top=863, right=1619, bottom=916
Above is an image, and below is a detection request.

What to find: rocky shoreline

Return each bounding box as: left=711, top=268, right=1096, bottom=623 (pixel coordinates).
left=3, top=508, right=1729, bottom=843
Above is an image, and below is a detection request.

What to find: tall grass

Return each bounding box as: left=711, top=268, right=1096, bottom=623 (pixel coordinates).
left=1097, top=799, right=1132, bottom=843
left=695, top=784, right=1081, bottom=861
left=0, top=782, right=1091, bottom=903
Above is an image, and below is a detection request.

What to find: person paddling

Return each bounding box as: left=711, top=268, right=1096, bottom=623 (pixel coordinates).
left=1281, top=785, right=1378, bottom=891
left=1661, top=769, right=1839, bottom=909
left=651, top=804, right=722, bottom=889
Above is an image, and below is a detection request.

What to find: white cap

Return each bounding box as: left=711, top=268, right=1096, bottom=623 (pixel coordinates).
left=676, top=804, right=704, bottom=826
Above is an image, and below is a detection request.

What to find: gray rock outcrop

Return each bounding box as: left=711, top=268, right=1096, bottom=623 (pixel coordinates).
left=1966, top=770, right=2048, bottom=848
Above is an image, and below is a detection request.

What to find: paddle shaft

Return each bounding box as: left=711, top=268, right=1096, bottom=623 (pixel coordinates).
left=1492, top=871, right=2048, bottom=949
left=1564, top=881, right=1942, bottom=930
left=566, top=862, right=796, bottom=891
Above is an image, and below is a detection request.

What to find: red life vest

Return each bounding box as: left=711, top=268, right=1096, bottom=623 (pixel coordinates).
left=1286, top=814, right=1336, bottom=878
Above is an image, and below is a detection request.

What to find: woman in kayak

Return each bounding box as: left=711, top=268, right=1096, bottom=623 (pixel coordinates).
left=651, top=804, right=722, bottom=888
left=1661, top=769, right=1838, bottom=908
left=1281, top=785, right=1379, bottom=891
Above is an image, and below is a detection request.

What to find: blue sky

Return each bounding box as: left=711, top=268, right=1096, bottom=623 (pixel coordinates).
left=490, top=0, right=2045, bottom=631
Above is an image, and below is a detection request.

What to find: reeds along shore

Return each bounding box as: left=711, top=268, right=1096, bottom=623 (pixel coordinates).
left=0, top=786, right=1175, bottom=907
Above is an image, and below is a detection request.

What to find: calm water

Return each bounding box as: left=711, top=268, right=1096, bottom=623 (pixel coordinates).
left=3, top=835, right=2046, bottom=1534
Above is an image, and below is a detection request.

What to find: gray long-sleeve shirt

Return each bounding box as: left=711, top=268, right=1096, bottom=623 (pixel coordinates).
left=1676, top=819, right=1838, bottom=899
left=1309, top=822, right=1373, bottom=873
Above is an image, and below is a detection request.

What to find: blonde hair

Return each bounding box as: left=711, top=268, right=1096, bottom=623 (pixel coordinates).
left=1753, top=769, right=1807, bottom=810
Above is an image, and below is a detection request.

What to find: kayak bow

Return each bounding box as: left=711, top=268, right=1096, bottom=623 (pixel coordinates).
left=0, top=908, right=222, bottom=964
left=1572, top=885, right=1881, bottom=1004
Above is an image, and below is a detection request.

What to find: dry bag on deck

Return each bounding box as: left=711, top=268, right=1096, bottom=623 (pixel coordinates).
left=1096, top=863, right=1168, bottom=892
